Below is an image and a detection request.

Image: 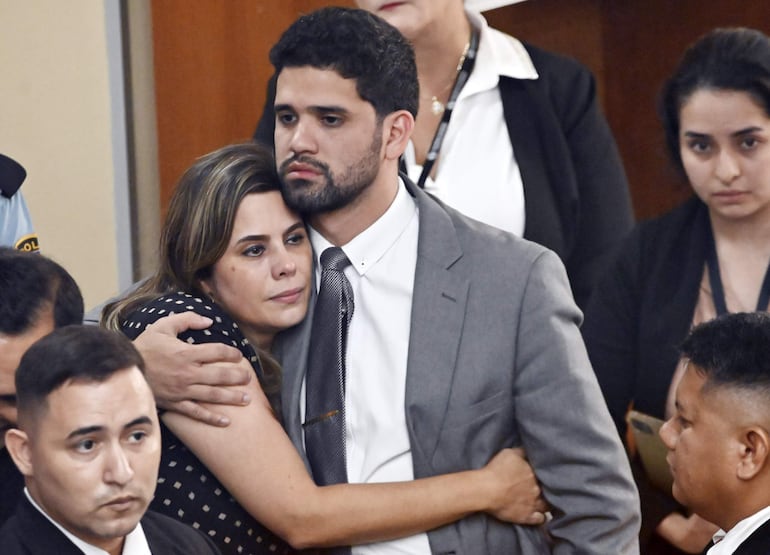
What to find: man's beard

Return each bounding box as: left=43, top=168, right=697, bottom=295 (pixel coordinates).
left=279, top=129, right=382, bottom=216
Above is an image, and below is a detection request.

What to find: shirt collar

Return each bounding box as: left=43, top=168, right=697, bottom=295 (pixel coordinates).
left=461, top=10, right=538, bottom=100
left=708, top=506, right=770, bottom=554
left=309, top=178, right=418, bottom=277
left=24, top=488, right=151, bottom=555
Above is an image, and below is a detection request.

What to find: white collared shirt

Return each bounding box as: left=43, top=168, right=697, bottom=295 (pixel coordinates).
left=305, top=180, right=429, bottom=554
left=707, top=506, right=770, bottom=554
left=25, top=488, right=151, bottom=555
left=402, top=10, right=538, bottom=236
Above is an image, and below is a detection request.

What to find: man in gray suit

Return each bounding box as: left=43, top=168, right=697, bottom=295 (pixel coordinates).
left=266, top=7, right=639, bottom=554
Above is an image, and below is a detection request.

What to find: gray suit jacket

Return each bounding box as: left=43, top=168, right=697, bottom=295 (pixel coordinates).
left=275, top=178, right=640, bottom=554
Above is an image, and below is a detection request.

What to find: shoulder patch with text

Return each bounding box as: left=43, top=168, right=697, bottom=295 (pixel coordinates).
left=15, top=233, right=39, bottom=253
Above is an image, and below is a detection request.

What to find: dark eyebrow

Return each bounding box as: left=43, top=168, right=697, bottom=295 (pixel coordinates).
left=66, top=415, right=153, bottom=440
left=273, top=104, right=349, bottom=117
left=285, top=222, right=305, bottom=234
left=125, top=416, right=153, bottom=429
left=235, top=234, right=268, bottom=246
left=235, top=223, right=305, bottom=246
left=732, top=126, right=764, bottom=137
left=683, top=131, right=710, bottom=140
left=311, top=106, right=349, bottom=117
left=684, top=127, right=764, bottom=140
left=67, top=425, right=104, bottom=440
left=0, top=394, right=16, bottom=405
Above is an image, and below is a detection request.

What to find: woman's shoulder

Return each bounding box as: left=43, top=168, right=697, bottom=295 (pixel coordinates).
left=121, top=292, right=247, bottom=350
left=633, top=196, right=706, bottom=245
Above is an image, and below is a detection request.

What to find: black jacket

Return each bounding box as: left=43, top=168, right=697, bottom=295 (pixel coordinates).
left=0, top=495, right=221, bottom=554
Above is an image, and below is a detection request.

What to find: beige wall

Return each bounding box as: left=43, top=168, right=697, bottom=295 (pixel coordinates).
left=1, top=0, right=130, bottom=311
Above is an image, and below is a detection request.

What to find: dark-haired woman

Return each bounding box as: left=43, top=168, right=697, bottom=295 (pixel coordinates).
left=584, top=27, right=770, bottom=554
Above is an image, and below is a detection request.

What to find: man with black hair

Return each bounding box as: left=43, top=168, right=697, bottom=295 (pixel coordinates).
left=661, top=312, right=770, bottom=554
left=134, top=7, right=639, bottom=553
left=266, top=7, right=638, bottom=554
left=0, top=325, right=220, bottom=554
left=0, top=247, right=84, bottom=525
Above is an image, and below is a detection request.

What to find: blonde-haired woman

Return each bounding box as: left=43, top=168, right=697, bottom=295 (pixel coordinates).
left=105, top=142, right=545, bottom=555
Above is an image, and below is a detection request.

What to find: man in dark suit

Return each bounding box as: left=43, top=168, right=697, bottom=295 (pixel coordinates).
left=660, top=312, right=770, bottom=555
left=268, top=7, right=639, bottom=554
left=0, top=247, right=84, bottom=526
left=0, top=325, right=219, bottom=554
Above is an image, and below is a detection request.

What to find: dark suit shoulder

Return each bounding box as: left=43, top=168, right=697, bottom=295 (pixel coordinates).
left=0, top=497, right=84, bottom=554
left=523, top=41, right=591, bottom=80
left=618, top=196, right=706, bottom=275
left=634, top=196, right=705, bottom=243
left=142, top=510, right=222, bottom=554
left=521, top=42, right=594, bottom=105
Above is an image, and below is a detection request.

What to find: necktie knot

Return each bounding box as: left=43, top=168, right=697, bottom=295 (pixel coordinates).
left=320, top=247, right=351, bottom=272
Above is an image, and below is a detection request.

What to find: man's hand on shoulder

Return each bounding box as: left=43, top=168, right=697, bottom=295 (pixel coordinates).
left=133, top=312, right=252, bottom=427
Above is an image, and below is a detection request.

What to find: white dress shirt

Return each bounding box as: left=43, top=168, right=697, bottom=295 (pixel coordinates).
left=402, top=10, right=539, bottom=237
left=306, top=181, right=429, bottom=554
left=707, top=506, right=770, bottom=554
left=25, top=488, right=151, bottom=555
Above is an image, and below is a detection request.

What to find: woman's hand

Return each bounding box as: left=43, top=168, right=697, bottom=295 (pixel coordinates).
left=134, top=312, right=252, bottom=425
left=480, top=448, right=549, bottom=525
left=657, top=511, right=719, bottom=553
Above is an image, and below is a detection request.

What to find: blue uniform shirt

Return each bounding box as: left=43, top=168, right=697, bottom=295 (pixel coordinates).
left=0, top=191, right=38, bottom=252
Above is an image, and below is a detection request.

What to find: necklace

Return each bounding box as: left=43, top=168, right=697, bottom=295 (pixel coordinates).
left=425, top=40, right=471, bottom=116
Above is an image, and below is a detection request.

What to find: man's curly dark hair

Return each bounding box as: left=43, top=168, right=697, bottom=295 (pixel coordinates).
left=270, top=6, right=419, bottom=119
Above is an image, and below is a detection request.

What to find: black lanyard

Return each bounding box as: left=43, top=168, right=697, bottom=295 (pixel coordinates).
left=706, top=221, right=770, bottom=315
left=416, top=28, right=480, bottom=189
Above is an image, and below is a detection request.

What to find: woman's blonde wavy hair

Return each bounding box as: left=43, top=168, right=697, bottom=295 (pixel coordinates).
left=102, top=142, right=288, bottom=410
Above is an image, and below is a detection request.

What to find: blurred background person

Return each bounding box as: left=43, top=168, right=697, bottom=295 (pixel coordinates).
left=0, top=248, right=83, bottom=527
left=661, top=312, right=770, bottom=554
left=0, top=154, right=38, bottom=253
left=583, top=27, right=770, bottom=554
left=1, top=325, right=220, bottom=554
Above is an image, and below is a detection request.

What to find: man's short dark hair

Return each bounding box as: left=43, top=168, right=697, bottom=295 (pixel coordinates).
left=269, top=6, right=419, bottom=119
left=15, top=325, right=145, bottom=422
left=680, top=312, right=770, bottom=394
left=0, top=248, right=84, bottom=335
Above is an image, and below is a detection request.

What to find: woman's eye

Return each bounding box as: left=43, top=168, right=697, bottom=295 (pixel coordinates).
left=286, top=233, right=306, bottom=245
left=741, top=136, right=759, bottom=149
left=688, top=140, right=710, bottom=154
left=243, top=245, right=265, bottom=257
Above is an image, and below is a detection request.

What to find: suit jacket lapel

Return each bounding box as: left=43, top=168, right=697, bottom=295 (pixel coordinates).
left=274, top=281, right=316, bottom=462
left=499, top=74, right=575, bottom=258
left=403, top=179, right=469, bottom=463
left=14, top=495, right=84, bottom=554
left=278, top=179, right=468, bottom=465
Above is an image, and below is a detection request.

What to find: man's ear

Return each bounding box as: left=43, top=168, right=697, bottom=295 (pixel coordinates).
left=736, top=426, right=770, bottom=481
left=4, top=428, right=33, bottom=477
left=382, top=110, right=414, bottom=161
